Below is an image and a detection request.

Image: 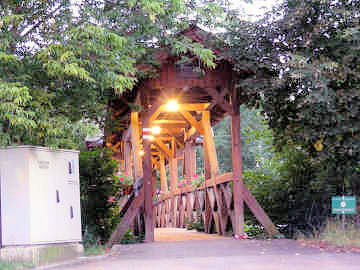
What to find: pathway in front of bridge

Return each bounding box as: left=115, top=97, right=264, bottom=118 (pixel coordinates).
left=45, top=228, right=360, bottom=270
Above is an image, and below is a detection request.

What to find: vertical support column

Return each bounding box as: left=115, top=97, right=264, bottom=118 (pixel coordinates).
left=124, top=141, right=132, bottom=175
left=169, top=157, right=178, bottom=192
left=201, top=111, right=219, bottom=179
left=190, top=146, right=197, bottom=176
left=201, top=111, right=221, bottom=233
left=169, top=157, right=178, bottom=227
left=184, top=141, right=195, bottom=185
left=131, top=112, right=143, bottom=180
left=143, top=114, right=154, bottom=242
left=231, top=110, right=244, bottom=235
left=159, top=153, right=168, bottom=194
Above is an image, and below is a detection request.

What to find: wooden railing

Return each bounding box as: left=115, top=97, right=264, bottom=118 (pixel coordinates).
left=154, top=173, right=234, bottom=235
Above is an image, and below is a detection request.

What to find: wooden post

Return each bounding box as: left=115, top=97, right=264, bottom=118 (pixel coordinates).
left=124, top=141, right=132, bottom=175
left=190, top=145, right=196, bottom=177
left=143, top=114, right=154, bottom=242
left=184, top=141, right=195, bottom=185
left=170, top=157, right=178, bottom=192
left=231, top=110, right=244, bottom=235
left=169, top=157, right=178, bottom=227
left=131, top=112, right=143, bottom=180
left=201, top=111, right=219, bottom=178
left=159, top=153, right=168, bottom=194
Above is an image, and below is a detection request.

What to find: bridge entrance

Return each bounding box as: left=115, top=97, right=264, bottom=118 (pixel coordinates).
left=105, top=25, right=278, bottom=246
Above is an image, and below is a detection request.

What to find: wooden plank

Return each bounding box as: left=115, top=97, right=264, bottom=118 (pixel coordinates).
left=183, top=141, right=194, bottom=185
left=243, top=184, right=279, bottom=236
left=154, top=138, right=172, bottom=158
left=213, top=185, right=226, bottom=235
left=201, top=111, right=219, bottom=179
left=153, top=119, right=187, bottom=125
left=143, top=115, right=154, bottom=242
left=231, top=112, right=244, bottom=235
left=169, top=158, right=178, bottom=192
left=131, top=112, right=143, bottom=179
left=185, top=193, right=193, bottom=225
left=107, top=187, right=144, bottom=247
left=124, top=141, right=132, bottom=175
left=203, top=87, right=233, bottom=114
left=159, top=153, right=168, bottom=193
left=180, top=103, right=211, bottom=111
left=179, top=109, right=204, bottom=135
left=149, top=104, right=165, bottom=124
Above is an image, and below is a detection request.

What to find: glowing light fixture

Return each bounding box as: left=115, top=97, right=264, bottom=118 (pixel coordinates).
left=151, top=125, right=161, bottom=135
left=165, top=99, right=179, bottom=112
left=139, top=150, right=145, bottom=156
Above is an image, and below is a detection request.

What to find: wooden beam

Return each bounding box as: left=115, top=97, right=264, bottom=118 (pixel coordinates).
left=183, top=141, right=196, bottom=185
left=201, top=111, right=219, bottom=179
left=179, top=110, right=204, bottom=135
left=231, top=112, right=244, bottom=235
left=153, top=119, right=187, bottom=125
left=149, top=105, right=165, bottom=124
left=143, top=114, right=154, bottom=242
left=122, top=126, right=132, bottom=142
left=159, top=153, right=168, bottom=193
left=203, top=87, right=233, bottom=114
left=131, top=112, right=143, bottom=179
left=124, top=141, right=132, bottom=175
left=107, top=186, right=144, bottom=247
left=151, top=157, right=160, bottom=169
left=154, top=138, right=172, bottom=158
left=179, top=103, right=210, bottom=111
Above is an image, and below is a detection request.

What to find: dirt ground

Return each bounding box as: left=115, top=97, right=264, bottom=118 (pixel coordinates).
left=43, top=228, right=360, bottom=270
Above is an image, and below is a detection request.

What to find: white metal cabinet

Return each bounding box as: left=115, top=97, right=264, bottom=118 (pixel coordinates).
left=0, top=146, right=82, bottom=246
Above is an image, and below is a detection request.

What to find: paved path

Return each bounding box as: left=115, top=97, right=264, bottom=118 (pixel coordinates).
left=48, top=228, right=360, bottom=270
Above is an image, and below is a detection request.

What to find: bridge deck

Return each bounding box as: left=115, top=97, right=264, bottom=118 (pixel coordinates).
left=155, top=228, right=228, bottom=242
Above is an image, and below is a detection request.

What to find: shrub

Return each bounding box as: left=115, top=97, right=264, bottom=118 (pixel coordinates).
left=79, top=148, right=122, bottom=245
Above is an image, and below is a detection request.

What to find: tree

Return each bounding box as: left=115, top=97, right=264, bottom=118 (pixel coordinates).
left=0, top=0, right=220, bottom=148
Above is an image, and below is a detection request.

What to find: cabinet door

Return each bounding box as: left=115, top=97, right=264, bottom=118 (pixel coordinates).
left=55, top=153, right=82, bottom=242
left=29, top=151, right=52, bottom=244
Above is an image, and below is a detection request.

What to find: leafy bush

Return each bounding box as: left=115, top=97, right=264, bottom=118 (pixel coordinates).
left=244, top=223, right=265, bottom=239
left=80, top=149, right=122, bottom=246
left=120, top=229, right=144, bottom=244
left=244, top=145, right=340, bottom=238
left=186, top=216, right=205, bottom=232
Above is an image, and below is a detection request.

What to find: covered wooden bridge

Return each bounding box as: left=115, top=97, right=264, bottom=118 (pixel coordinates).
left=106, top=26, right=278, bottom=245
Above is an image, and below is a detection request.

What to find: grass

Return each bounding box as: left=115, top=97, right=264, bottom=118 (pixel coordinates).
left=297, top=218, right=360, bottom=251
left=320, top=219, right=360, bottom=248
left=0, top=262, right=34, bottom=270
left=83, top=246, right=106, bottom=256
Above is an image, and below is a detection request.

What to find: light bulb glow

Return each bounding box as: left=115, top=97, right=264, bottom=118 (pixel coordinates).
left=139, top=150, right=145, bottom=156
left=165, top=99, right=179, bottom=112
left=151, top=126, right=161, bottom=135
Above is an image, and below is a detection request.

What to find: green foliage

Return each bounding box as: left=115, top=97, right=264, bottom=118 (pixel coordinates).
left=244, top=223, right=265, bottom=239
left=191, top=174, right=204, bottom=188
left=317, top=218, right=360, bottom=248
left=83, top=245, right=106, bottom=257
left=120, top=230, right=144, bottom=244
left=79, top=149, right=122, bottom=245
left=212, top=105, right=274, bottom=173
left=186, top=216, right=205, bottom=232
left=0, top=0, right=220, bottom=148
left=0, top=262, right=34, bottom=270
left=244, top=145, right=340, bottom=237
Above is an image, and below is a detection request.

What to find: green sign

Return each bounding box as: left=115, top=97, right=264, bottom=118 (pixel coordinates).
left=331, top=196, right=356, bottom=214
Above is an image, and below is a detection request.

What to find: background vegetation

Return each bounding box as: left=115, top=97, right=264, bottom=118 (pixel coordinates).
left=1, top=0, right=359, bottom=242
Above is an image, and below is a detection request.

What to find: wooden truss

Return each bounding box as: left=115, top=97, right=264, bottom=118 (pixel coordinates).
left=107, top=99, right=278, bottom=246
